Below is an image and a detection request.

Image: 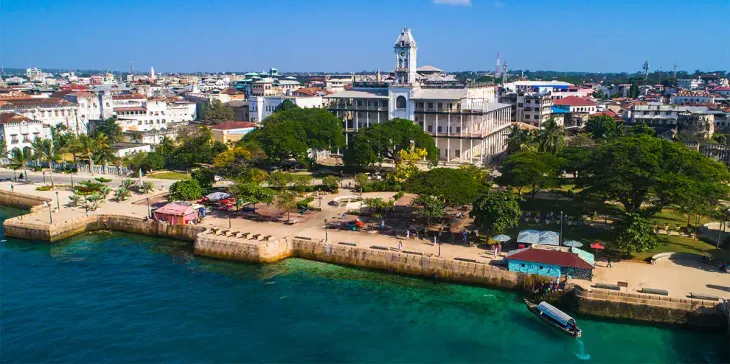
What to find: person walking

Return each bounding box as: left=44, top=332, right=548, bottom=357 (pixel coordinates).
left=406, top=230, right=410, bottom=239
left=398, top=240, right=403, bottom=251
left=433, top=235, right=437, bottom=246
left=607, top=257, right=613, bottom=268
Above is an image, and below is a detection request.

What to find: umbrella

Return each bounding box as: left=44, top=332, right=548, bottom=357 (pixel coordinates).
left=590, top=242, right=605, bottom=250
left=206, top=192, right=230, bottom=202
left=492, top=234, right=511, bottom=242
left=517, top=229, right=540, bottom=244
left=563, top=240, right=583, bottom=248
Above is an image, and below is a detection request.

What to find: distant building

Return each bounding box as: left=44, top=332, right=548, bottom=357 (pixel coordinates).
left=551, top=96, right=597, bottom=114
left=210, top=121, right=258, bottom=144
left=506, top=245, right=594, bottom=280
left=110, top=142, right=152, bottom=158
left=227, top=100, right=250, bottom=122
left=0, top=98, right=81, bottom=133
left=677, top=78, right=704, bottom=90
left=249, top=95, right=324, bottom=123
left=670, top=90, right=715, bottom=105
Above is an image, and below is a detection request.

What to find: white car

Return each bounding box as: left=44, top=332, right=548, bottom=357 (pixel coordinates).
left=214, top=175, right=223, bottom=182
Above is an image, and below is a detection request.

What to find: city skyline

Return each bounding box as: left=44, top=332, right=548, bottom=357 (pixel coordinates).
left=2, top=0, right=729, bottom=74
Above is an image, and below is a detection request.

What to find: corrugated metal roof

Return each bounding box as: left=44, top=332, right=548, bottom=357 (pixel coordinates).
left=413, top=88, right=467, bottom=100
left=537, top=301, right=575, bottom=325
left=325, top=88, right=389, bottom=99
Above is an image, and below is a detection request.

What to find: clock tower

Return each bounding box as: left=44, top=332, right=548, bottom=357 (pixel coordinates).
left=394, top=28, right=417, bottom=85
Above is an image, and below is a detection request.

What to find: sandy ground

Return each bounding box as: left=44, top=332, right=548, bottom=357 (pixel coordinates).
left=3, top=171, right=728, bottom=300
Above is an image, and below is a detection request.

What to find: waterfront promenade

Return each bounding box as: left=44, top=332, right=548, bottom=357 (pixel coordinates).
left=1, top=171, right=728, bottom=302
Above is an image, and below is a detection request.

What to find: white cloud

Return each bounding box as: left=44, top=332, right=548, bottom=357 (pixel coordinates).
left=432, top=0, right=472, bottom=6
left=493, top=0, right=505, bottom=7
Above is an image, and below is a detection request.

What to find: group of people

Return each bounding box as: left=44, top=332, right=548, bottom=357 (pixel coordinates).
left=720, top=260, right=728, bottom=273
left=537, top=279, right=565, bottom=295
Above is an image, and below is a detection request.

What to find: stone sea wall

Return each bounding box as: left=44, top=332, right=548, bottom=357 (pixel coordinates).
left=572, top=286, right=726, bottom=329
left=0, top=189, right=51, bottom=213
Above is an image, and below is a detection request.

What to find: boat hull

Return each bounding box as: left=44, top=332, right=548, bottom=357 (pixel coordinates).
left=525, top=300, right=582, bottom=338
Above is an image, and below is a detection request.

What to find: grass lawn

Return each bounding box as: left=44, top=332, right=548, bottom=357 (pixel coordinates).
left=518, top=197, right=622, bottom=218
left=631, top=235, right=726, bottom=261
left=648, top=209, right=711, bottom=228
left=147, top=171, right=191, bottom=180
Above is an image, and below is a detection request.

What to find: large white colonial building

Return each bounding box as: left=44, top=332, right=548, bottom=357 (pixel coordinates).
left=325, top=28, right=511, bottom=165
left=0, top=98, right=83, bottom=134
left=249, top=95, right=325, bottom=123
left=0, top=113, right=51, bottom=155
left=109, top=93, right=196, bottom=144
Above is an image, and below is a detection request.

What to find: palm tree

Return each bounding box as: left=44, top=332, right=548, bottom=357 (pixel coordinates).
left=93, top=133, right=116, bottom=166
left=38, top=139, right=58, bottom=188
left=10, top=147, right=32, bottom=182
left=505, top=124, right=536, bottom=153
left=537, top=118, right=564, bottom=154
left=73, top=134, right=97, bottom=175
left=0, top=139, right=7, bottom=160
left=30, top=138, right=44, bottom=167
left=130, top=131, right=144, bottom=144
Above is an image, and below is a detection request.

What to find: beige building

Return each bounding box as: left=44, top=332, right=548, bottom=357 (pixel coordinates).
left=210, top=121, right=258, bottom=144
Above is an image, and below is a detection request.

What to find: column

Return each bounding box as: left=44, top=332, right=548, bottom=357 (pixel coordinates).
left=355, top=105, right=359, bottom=131
left=470, top=139, right=474, bottom=164
left=447, top=112, right=451, bottom=162
left=366, top=110, right=370, bottom=128
left=459, top=113, right=464, bottom=163
left=435, top=114, right=439, bottom=156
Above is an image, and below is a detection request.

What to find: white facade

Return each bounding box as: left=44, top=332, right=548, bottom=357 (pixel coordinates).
left=249, top=95, right=324, bottom=123
left=325, top=28, right=511, bottom=165
left=0, top=98, right=82, bottom=133
left=111, top=143, right=152, bottom=158
left=677, top=78, right=704, bottom=90
left=670, top=91, right=715, bottom=105
left=0, top=114, right=51, bottom=154
left=110, top=94, right=194, bottom=144
left=516, top=93, right=553, bottom=127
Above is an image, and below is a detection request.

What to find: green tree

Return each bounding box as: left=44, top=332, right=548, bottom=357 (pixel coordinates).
left=504, top=124, right=535, bottom=153
left=240, top=168, right=269, bottom=185
left=558, top=147, right=594, bottom=179
left=0, top=139, right=7, bottom=158
left=91, top=117, right=123, bottom=143
left=322, top=175, right=340, bottom=191
left=229, top=181, right=274, bottom=214
left=275, top=190, right=298, bottom=221
left=344, top=118, right=438, bottom=167
left=274, top=99, right=299, bottom=112
left=613, top=213, right=658, bottom=254
left=496, top=150, right=561, bottom=197
left=114, top=187, right=131, bottom=201
left=168, top=179, right=203, bottom=200
left=581, top=135, right=730, bottom=216
left=627, top=123, right=655, bottom=136
left=268, top=171, right=293, bottom=191
left=125, top=151, right=164, bottom=173
left=167, top=126, right=216, bottom=169
left=536, top=117, right=564, bottom=154
left=157, top=136, right=176, bottom=158
left=10, top=147, right=32, bottom=182
left=363, top=197, right=395, bottom=218
left=204, top=99, right=234, bottom=123
left=93, top=133, right=116, bottom=165
left=412, top=195, right=446, bottom=226
left=470, top=190, right=522, bottom=236
left=73, top=134, right=97, bottom=174
left=586, top=114, right=621, bottom=140
left=37, top=139, right=58, bottom=188
left=291, top=174, right=312, bottom=194
left=628, top=82, right=640, bottom=98
left=192, top=168, right=216, bottom=192
left=405, top=168, right=484, bottom=206
left=354, top=173, right=369, bottom=194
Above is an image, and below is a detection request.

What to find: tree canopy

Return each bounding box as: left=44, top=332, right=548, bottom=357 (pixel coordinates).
left=470, top=190, right=522, bottom=236
left=168, top=179, right=203, bottom=200
left=586, top=114, right=621, bottom=140
left=580, top=135, right=730, bottom=216
left=405, top=168, right=485, bottom=206
left=496, top=150, right=561, bottom=197
left=91, top=117, right=123, bottom=144
left=612, top=213, right=658, bottom=254
left=200, top=99, right=234, bottom=123
left=344, top=118, right=438, bottom=167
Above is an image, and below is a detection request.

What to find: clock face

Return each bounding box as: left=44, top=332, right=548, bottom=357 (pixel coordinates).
left=399, top=50, right=406, bottom=57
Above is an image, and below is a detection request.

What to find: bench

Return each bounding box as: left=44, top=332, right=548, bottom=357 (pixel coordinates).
left=650, top=252, right=705, bottom=265
left=240, top=232, right=250, bottom=239
left=294, top=236, right=312, bottom=240
left=370, top=245, right=389, bottom=251
left=402, top=250, right=423, bottom=256
left=251, top=233, right=261, bottom=240
left=688, top=293, right=719, bottom=301
left=641, top=288, right=669, bottom=296
left=338, top=242, right=357, bottom=247
left=263, top=235, right=272, bottom=241
left=593, top=283, right=621, bottom=291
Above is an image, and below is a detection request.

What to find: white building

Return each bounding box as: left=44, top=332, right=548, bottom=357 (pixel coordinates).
left=516, top=93, right=553, bottom=127
left=670, top=90, right=716, bottom=105
left=249, top=95, right=324, bottom=123
left=0, top=98, right=81, bottom=133
left=110, top=94, right=195, bottom=144
left=110, top=142, right=152, bottom=158
left=325, top=28, right=511, bottom=165
left=677, top=78, right=704, bottom=90
left=0, top=113, right=51, bottom=155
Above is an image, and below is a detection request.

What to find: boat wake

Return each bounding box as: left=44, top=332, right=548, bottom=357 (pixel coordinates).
left=575, top=339, right=591, bottom=361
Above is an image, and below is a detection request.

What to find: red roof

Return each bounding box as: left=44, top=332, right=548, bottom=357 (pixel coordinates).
left=0, top=112, right=34, bottom=124
left=713, top=86, right=730, bottom=91
left=114, top=107, right=146, bottom=112
left=507, top=248, right=593, bottom=269
left=211, top=121, right=258, bottom=130
left=553, top=96, right=596, bottom=107
left=593, top=110, right=622, bottom=120
left=154, top=203, right=196, bottom=216
left=112, top=93, right=145, bottom=100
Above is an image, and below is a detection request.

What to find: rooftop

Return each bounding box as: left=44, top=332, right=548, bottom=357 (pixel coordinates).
left=506, top=246, right=594, bottom=270
left=325, top=88, right=389, bottom=99
left=553, top=96, right=596, bottom=107
left=0, top=112, right=34, bottom=124
left=210, top=121, right=258, bottom=130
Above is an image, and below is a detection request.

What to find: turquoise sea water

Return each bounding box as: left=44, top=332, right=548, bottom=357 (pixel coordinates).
left=1, top=207, right=728, bottom=363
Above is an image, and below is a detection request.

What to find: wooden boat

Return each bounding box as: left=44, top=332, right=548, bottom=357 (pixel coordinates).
left=524, top=299, right=582, bottom=338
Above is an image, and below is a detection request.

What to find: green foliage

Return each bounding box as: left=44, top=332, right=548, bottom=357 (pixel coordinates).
left=344, top=118, right=438, bottom=167
left=275, top=190, right=298, bottom=220
left=9, top=147, right=32, bottom=181
left=68, top=194, right=81, bottom=207
left=274, top=99, right=299, bottom=112
left=191, top=169, right=216, bottom=192
left=240, top=168, right=269, bottom=185
left=505, top=124, right=535, bottom=154
left=296, top=196, right=314, bottom=209
left=581, top=135, right=730, bottom=216
left=291, top=174, right=312, bottom=194
left=202, top=99, right=234, bottom=123
left=95, top=177, right=112, bottom=183
left=322, top=175, right=340, bottom=191
left=36, top=185, right=53, bottom=191
left=470, top=190, right=523, bottom=236
left=613, top=213, right=658, bottom=254
left=586, top=114, right=621, bottom=140
left=141, top=181, right=155, bottom=194
left=114, top=187, right=131, bottom=201
left=558, top=147, right=594, bottom=179
left=168, top=179, right=203, bottom=201
left=628, top=82, right=640, bottom=98
left=83, top=193, right=103, bottom=211
left=497, top=150, right=561, bottom=197
left=459, top=165, right=491, bottom=186
left=536, top=118, right=564, bottom=154
left=393, top=191, right=405, bottom=201
left=166, top=127, right=217, bottom=169
left=268, top=171, right=293, bottom=190
left=91, top=117, right=123, bottom=143
left=363, top=197, right=395, bottom=217
left=74, top=180, right=104, bottom=195
left=245, top=108, right=344, bottom=165
left=412, top=195, right=446, bottom=224
left=405, top=168, right=484, bottom=206
left=627, top=123, right=655, bottom=136
left=354, top=173, right=369, bottom=191
left=229, top=181, right=275, bottom=212
left=121, top=179, right=135, bottom=189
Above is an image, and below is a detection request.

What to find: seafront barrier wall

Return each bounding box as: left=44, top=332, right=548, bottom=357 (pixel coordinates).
left=0, top=189, right=51, bottom=212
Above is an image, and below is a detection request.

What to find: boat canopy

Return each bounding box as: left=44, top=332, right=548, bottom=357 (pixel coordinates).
left=537, top=301, right=575, bottom=326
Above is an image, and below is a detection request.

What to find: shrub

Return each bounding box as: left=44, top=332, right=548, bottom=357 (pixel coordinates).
left=393, top=191, right=405, bottom=201
left=168, top=179, right=203, bottom=201
left=296, top=196, right=314, bottom=209
left=114, top=187, right=131, bottom=201
left=36, top=185, right=52, bottom=191
left=95, top=177, right=112, bottom=183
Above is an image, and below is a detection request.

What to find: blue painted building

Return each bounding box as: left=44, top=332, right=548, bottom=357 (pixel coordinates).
left=506, top=246, right=594, bottom=280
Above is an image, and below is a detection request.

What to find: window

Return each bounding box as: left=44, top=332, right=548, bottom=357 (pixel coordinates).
left=437, top=126, right=442, bottom=133
left=417, top=102, right=424, bottom=109
left=517, top=103, right=524, bottom=107
left=138, top=121, right=142, bottom=125
left=539, top=266, right=543, bottom=269
left=382, top=100, right=387, bottom=107
left=455, top=149, right=460, bottom=157
left=357, top=100, right=362, bottom=107
left=437, top=102, right=443, bottom=110
left=521, top=264, right=525, bottom=267
left=456, top=127, right=461, bottom=133
left=396, top=96, right=406, bottom=109
left=427, top=102, right=433, bottom=109
left=427, top=125, right=432, bottom=132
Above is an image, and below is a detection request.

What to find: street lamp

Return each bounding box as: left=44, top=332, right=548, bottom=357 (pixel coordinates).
left=55, top=191, right=60, bottom=210
left=70, top=174, right=74, bottom=188
left=559, top=210, right=563, bottom=246
left=146, top=197, right=151, bottom=218
left=43, top=201, right=52, bottom=224
left=42, top=171, right=46, bottom=184
left=324, top=218, right=328, bottom=242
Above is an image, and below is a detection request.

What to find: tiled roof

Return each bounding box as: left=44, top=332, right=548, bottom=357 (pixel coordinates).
left=0, top=112, right=34, bottom=124
left=0, top=98, right=73, bottom=108
left=114, top=107, right=146, bottom=112
left=211, top=121, right=258, bottom=130
left=112, top=93, right=146, bottom=100
left=553, top=96, right=596, bottom=107
left=507, top=247, right=594, bottom=270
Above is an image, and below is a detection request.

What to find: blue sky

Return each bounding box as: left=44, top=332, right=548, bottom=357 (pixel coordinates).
left=2, top=0, right=728, bottom=73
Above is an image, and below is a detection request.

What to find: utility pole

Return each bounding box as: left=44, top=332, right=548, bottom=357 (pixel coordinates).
left=643, top=60, right=650, bottom=95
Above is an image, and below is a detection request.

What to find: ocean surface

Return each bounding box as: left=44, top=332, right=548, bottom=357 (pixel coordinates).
left=1, top=206, right=727, bottom=363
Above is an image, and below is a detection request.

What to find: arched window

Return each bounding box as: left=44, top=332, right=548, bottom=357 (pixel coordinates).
left=396, top=96, right=406, bottom=109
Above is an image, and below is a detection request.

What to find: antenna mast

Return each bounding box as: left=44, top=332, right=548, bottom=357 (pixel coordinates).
left=495, top=52, right=501, bottom=79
